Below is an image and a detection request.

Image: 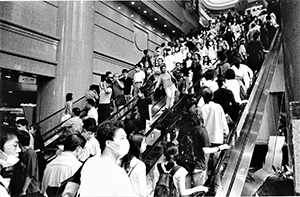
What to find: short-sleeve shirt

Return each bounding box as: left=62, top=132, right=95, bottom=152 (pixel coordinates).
left=10, top=148, right=39, bottom=196
left=190, top=125, right=211, bottom=170
left=120, top=77, right=133, bottom=95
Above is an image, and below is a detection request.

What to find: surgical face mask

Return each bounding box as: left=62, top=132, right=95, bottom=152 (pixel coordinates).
left=0, top=150, right=20, bottom=168
left=109, top=139, right=130, bottom=158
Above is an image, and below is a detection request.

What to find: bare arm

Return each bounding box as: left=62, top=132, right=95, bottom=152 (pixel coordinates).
left=20, top=176, right=32, bottom=195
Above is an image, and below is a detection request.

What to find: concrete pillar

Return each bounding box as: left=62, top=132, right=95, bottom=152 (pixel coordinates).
left=37, top=1, right=95, bottom=135
left=281, top=0, right=300, bottom=195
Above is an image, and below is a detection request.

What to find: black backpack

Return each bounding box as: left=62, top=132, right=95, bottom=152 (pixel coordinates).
left=154, top=163, right=181, bottom=197
left=176, top=126, right=198, bottom=173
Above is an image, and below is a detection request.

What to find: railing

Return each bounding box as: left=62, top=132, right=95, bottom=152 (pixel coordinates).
left=217, top=29, right=282, bottom=197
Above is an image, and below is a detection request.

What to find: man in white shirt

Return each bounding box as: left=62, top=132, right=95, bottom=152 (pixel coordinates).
left=133, top=64, right=145, bottom=97
left=41, top=134, right=86, bottom=196
left=79, top=120, right=137, bottom=197
left=84, top=99, right=98, bottom=125
left=200, top=87, right=229, bottom=194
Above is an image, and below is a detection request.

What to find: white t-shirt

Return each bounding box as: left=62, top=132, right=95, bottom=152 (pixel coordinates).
left=78, top=137, right=101, bottom=162
left=0, top=175, right=9, bottom=197
left=80, top=156, right=138, bottom=197
left=87, top=107, right=98, bottom=125
left=128, top=157, right=148, bottom=197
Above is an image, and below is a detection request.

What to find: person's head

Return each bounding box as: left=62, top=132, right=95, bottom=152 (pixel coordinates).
left=16, top=129, right=30, bottom=149
left=253, top=31, right=260, bottom=40
left=216, top=77, right=226, bottom=88
left=16, top=119, right=29, bottom=131
left=160, top=64, right=167, bottom=73
left=225, top=69, right=236, bottom=80
left=72, top=107, right=81, bottom=117
left=146, top=66, right=153, bottom=75
left=157, top=57, right=164, bottom=66
left=194, top=53, right=201, bottom=61
left=204, top=69, right=214, bottom=81
left=202, top=86, right=213, bottom=104
left=122, top=69, right=128, bottom=78
left=138, top=87, right=146, bottom=99
left=96, top=120, right=129, bottom=160
left=219, top=53, right=227, bottom=62
left=82, top=118, right=97, bottom=140
left=186, top=51, right=193, bottom=59
left=66, top=93, right=73, bottom=102
left=163, top=142, right=178, bottom=170
left=232, top=55, right=241, bottom=68
left=135, top=64, right=141, bottom=72
left=0, top=125, right=21, bottom=168
left=63, top=133, right=86, bottom=158
left=175, top=62, right=182, bottom=70
left=113, top=73, right=119, bottom=81
left=143, top=49, right=148, bottom=55
left=120, top=132, right=147, bottom=172
left=89, top=84, right=100, bottom=95
left=187, top=97, right=198, bottom=115
left=105, top=71, right=112, bottom=79
left=85, top=98, right=95, bottom=110
left=203, top=55, right=210, bottom=63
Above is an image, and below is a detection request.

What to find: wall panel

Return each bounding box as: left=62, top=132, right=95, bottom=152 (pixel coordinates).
left=0, top=1, right=57, bottom=36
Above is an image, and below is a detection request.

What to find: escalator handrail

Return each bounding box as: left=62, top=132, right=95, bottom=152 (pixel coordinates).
left=220, top=29, right=282, bottom=197
left=34, top=95, right=85, bottom=127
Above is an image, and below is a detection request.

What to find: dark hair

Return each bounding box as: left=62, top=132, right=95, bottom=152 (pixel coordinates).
left=122, top=69, right=128, bottom=74
left=63, top=133, right=86, bottom=151
left=0, top=125, right=18, bottom=151
left=202, top=86, right=213, bottom=104
left=16, top=129, right=30, bottom=146
left=163, top=142, right=178, bottom=171
left=216, top=77, right=225, bottom=88
left=89, top=84, right=100, bottom=95
left=72, top=107, right=81, bottom=116
left=105, top=71, right=112, bottom=78
left=187, top=97, right=197, bottom=110
left=225, top=69, right=235, bottom=80
left=143, top=49, right=148, bottom=55
left=82, top=118, right=97, bottom=133
left=16, top=119, right=28, bottom=127
left=232, top=56, right=241, bottom=68
left=96, top=120, right=124, bottom=151
left=204, top=69, right=214, bottom=80
left=86, top=98, right=95, bottom=107
left=120, top=133, right=145, bottom=173
left=66, top=93, right=73, bottom=102
left=253, top=31, right=260, bottom=40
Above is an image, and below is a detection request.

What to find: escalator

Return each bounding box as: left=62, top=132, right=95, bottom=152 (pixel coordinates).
left=140, top=30, right=282, bottom=197
left=215, top=29, right=282, bottom=197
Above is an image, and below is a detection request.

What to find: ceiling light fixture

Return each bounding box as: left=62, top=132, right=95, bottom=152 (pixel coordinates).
left=172, top=30, right=175, bottom=33
left=118, top=7, right=121, bottom=9
left=142, top=21, right=145, bottom=24
left=131, top=2, right=135, bottom=5
left=153, top=28, right=155, bottom=30
left=131, top=15, right=134, bottom=17
left=138, top=7, right=140, bottom=9
left=162, top=33, right=164, bottom=35
left=164, top=24, right=167, bottom=27
left=154, top=18, right=158, bottom=21
left=143, top=10, right=147, bottom=13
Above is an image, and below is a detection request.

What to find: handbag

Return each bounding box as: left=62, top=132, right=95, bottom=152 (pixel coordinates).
left=115, top=95, right=126, bottom=106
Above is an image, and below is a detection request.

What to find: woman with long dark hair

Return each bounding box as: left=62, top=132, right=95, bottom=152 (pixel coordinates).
left=120, top=133, right=148, bottom=197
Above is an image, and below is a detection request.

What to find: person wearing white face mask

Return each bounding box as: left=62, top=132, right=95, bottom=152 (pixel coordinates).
left=0, top=125, right=21, bottom=197
left=80, top=120, right=138, bottom=197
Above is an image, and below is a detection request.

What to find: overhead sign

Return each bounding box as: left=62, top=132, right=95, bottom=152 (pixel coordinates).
left=18, top=75, right=37, bottom=84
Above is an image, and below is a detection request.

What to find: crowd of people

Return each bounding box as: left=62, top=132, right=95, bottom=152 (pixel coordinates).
left=0, top=5, right=279, bottom=197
